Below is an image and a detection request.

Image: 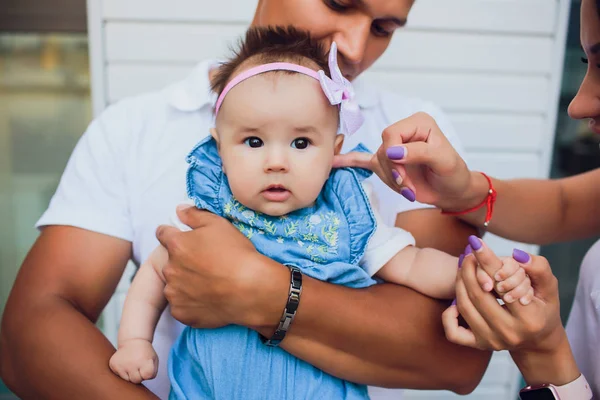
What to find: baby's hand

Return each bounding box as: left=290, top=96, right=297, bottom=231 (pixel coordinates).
left=485, top=256, right=534, bottom=305
left=109, top=338, right=158, bottom=384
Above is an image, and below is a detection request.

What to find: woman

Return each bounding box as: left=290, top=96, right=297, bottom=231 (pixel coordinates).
left=336, top=0, right=600, bottom=397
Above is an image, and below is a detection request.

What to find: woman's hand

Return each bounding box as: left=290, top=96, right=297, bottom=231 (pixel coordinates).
left=442, top=238, right=580, bottom=386
left=156, top=205, right=289, bottom=330
left=333, top=112, right=476, bottom=208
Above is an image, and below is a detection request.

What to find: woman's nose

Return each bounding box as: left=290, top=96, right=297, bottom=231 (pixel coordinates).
left=568, top=74, right=600, bottom=120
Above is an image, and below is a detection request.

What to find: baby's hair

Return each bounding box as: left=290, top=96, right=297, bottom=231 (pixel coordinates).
left=211, top=26, right=331, bottom=96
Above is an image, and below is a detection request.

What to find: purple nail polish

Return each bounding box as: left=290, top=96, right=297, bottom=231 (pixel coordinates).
left=451, top=299, right=457, bottom=306
left=386, top=146, right=405, bottom=160
left=400, top=188, right=416, bottom=202
left=458, top=254, right=465, bottom=268
left=392, top=170, right=400, bottom=180
left=513, top=248, right=531, bottom=264
left=464, top=245, right=472, bottom=255
left=468, top=235, right=482, bottom=251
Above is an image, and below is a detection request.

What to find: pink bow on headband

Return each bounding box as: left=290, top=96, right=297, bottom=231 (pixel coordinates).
left=214, top=42, right=364, bottom=135
left=317, top=42, right=364, bottom=135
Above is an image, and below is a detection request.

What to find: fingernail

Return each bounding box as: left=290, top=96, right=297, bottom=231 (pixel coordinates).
left=468, top=235, right=483, bottom=251
left=458, top=254, right=464, bottom=268
left=464, top=245, right=472, bottom=255
left=391, top=170, right=403, bottom=185
left=177, top=203, right=193, bottom=211
left=494, top=272, right=502, bottom=282
left=400, top=188, right=416, bottom=202
left=451, top=299, right=457, bottom=306
left=496, top=283, right=504, bottom=292
left=386, top=146, right=405, bottom=160
left=483, top=282, right=493, bottom=292
left=512, top=248, right=530, bottom=264
left=504, top=294, right=514, bottom=303
left=520, top=297, right=531, bottom=306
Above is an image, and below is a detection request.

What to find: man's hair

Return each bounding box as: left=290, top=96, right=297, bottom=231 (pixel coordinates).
left=211, top=26, right=330, bottom=96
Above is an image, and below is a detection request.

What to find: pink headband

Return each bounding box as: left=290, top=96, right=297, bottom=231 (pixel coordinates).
left=214, top=42, right=364, bottom=135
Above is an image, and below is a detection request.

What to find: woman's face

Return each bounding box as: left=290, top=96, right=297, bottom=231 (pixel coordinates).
left=568, top=0, right=600, bottom=133
left=252, top=0, right=414, bottom=81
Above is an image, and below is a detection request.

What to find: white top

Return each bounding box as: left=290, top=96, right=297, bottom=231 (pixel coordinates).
left=566, top=239, right=600, bottom=398
left=36, top=60, right=465, bottom=399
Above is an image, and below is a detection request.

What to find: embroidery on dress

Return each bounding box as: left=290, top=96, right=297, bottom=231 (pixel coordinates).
left=224, top=195, right=342, bottom=263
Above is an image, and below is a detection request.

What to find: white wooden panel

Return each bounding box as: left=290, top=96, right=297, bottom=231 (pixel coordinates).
left=452, top=114, right=545, bottom=153
left=106, top=64, right=550, bottom=113
left=467, top=152, right=540, bottom=179
left=101, top=0, right=556, bottom=35
left=367, top=71, right=549, bottom=114
left=105, top=22, right=554, bottom=74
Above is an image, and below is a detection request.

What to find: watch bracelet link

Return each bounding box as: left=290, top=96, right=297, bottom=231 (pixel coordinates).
left=260, top=266, right=303, bottom=347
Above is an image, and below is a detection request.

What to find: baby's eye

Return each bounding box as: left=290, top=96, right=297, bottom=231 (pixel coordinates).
left=244, top=137, right=263, bottom=148
left=291, top=138, right=310, bottom=149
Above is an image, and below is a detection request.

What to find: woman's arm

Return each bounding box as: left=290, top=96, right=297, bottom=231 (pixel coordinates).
left=449, top=169, right=600, bottom=244
left=334, top=112, right=600, bottom=245
left=157, top=207, right=492, bottom=394
left=0, top=227, right=158, bottom=399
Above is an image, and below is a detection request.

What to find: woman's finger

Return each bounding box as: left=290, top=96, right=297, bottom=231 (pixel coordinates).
left=461, top=253, right=516, bottom=336
left=454, top=269, right=498, bottom=347
left=442, top=305, right=481, bottom=349
left=468, top=236, right=504, bottom=283
left=332, top=151, right=373, bottom=170
left=476, top=265, right=494, bottom=292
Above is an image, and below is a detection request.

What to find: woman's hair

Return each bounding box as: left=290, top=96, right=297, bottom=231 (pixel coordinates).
left=597, top=0, right=600, bottom=17
left=211, top=26, right=330, bottom=96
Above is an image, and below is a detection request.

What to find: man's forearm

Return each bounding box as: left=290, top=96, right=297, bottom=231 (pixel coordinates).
left=252, top=268, right=491, bottom=393
left=0, top=296, right=157, bottom=399
left=395, top=209, right=476, bottom=256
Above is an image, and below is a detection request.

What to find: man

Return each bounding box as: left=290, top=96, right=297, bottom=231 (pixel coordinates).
left=0, top=1, right=490, bottom=398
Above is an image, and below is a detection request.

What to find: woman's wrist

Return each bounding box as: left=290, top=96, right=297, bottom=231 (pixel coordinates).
left=510, top=328, right=580, bottom=387
left=440, top=170, right=490, bottom=212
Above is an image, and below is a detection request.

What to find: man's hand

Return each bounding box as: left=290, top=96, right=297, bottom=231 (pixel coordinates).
left=156, top=206, right=287, bottom=330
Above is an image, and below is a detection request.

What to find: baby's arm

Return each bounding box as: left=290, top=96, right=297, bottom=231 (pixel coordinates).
left=109, top=245, right=168, bottom=384
left=376, top=247, right=458, bottom=299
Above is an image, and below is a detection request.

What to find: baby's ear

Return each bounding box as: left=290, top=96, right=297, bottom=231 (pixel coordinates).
left=334, top=134, right=345, bottom=155
left=210, top=127, right=219, bottom=144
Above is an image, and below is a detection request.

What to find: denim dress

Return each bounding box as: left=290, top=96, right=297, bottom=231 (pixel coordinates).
left=168, top=136, right=377, bottom=400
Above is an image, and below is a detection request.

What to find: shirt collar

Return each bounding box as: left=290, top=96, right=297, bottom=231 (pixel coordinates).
left=166, top=59, right=379, bottom=112
left=166, top=60, right=219, bottom=112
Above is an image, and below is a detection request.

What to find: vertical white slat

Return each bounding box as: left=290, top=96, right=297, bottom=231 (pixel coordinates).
left=87, top=0, right=108, bottom=115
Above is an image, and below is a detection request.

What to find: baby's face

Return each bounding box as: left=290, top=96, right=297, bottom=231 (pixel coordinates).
left=214, top=71, right=342, bottom=216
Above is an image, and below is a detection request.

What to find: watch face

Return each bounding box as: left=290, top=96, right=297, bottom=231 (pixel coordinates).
left=520, top=387, right=558, bottom=400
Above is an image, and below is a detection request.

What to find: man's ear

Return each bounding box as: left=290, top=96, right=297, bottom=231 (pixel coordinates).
left=334, top=134, right=345, bottom=155
left=210, top=128, right=226, bottom=174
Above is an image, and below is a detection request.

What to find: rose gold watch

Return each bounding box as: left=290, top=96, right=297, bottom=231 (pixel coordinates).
left=519, top=374, right=592, bottom=400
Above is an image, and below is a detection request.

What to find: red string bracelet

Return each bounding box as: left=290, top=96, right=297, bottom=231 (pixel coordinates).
left=441, top=172, right=497, bottom=227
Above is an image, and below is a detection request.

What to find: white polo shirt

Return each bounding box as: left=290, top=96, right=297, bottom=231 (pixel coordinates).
left=36, top=60, right=465, bottom=399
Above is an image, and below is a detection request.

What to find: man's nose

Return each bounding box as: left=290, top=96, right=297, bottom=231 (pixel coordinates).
left=332, top=18, right=370, bottom=67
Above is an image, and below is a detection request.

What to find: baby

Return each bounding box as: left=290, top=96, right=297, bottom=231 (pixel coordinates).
left=109, top=27, right=531, bottom=399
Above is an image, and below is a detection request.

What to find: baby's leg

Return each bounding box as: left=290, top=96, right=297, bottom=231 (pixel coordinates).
left=490, top=257, right=534, bottom=305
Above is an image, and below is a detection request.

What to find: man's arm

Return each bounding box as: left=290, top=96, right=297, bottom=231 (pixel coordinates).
left=160, top=207, right=490, bottom=394
left=0, top=226, right=157, bottom=399
left=396, top=209, right=475, bottom=256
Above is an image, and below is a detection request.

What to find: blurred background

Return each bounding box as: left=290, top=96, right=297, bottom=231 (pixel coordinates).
left=0, top=0, right=596, bottom=399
